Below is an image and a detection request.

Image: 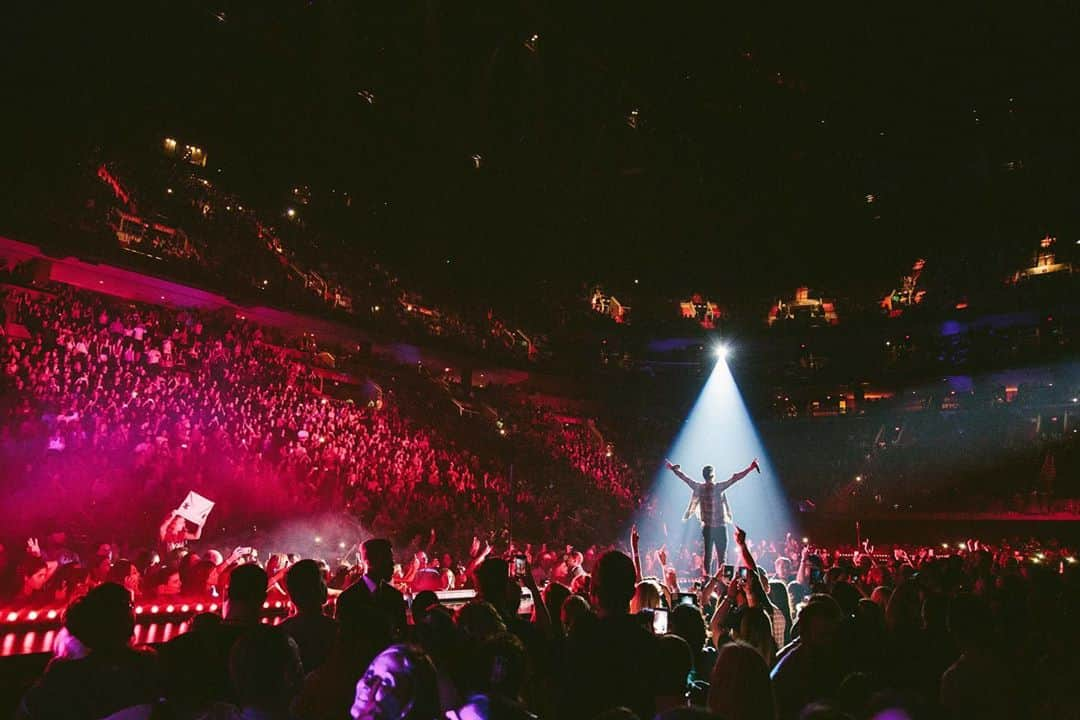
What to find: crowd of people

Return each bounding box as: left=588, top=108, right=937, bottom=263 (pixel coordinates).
left=533, top=418, right=640, bottom=508
left=3, top=267, right=1080, bottom=718
left=7, top=522, right=1080, bottom=720
left=0, top=275, right=660, bottom=554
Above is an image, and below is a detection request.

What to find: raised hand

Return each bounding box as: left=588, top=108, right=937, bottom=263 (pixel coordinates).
left=630, top=524, right=640, bottom=550
left=26, top=538, right=41, bottom=557
left=657, top=545, right=668, bottom=567
left=734, top=526, right=747, bottom=547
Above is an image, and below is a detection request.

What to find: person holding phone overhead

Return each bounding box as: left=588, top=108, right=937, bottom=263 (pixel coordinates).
left=666, top=457, right=759, bottom=576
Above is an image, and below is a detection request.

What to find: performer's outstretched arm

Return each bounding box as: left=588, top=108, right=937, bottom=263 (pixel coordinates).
left=666, top=459, right=699, bottom=488
left=717, top=458, right=760, bottom=492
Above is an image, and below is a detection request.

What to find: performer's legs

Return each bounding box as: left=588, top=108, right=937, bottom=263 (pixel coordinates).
left=702, top=524, right=713, bottom=576
left=715, top=525, right=728, bottom=567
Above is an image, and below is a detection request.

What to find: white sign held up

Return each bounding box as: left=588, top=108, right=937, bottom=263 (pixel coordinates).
left=175, top=491, right=215, bottom=527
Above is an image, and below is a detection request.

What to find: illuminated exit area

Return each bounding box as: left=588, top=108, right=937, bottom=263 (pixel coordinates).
left=647, top=346, right=792, bottom=563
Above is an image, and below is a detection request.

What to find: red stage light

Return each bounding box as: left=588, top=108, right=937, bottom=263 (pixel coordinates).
left=5, top=612, right=18, bottom=622
left=150, top=606, right=159, bottom=614
left=26, top=611, right=38, bottom=621
left=195, top=604, right=204, bottom=612
left=46, top=610, right=58, bottom=620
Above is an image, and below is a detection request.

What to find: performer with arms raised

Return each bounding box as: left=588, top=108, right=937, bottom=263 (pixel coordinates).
left=666, top=457, right=759, bottom=575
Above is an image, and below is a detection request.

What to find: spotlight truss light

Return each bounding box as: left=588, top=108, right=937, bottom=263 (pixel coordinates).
left=712, top=344, right=730, bottom=360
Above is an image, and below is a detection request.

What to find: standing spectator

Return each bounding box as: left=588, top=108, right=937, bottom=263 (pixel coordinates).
left=770, top=595, right=845, bottom=719
left=940, top=593, right=1016, bottom=719
left=281, top=559, right=337, bottom=673
left=707, top=641, right=775, bottom=720
left=17, top=583, right=160, bottom=719
left=229, top=625, right=305, bottom=720
left=164, top=562, right=270, bottom=704
left=338, top=539, right=407, bottom=638
left=560, top=551, right=658, bottom=720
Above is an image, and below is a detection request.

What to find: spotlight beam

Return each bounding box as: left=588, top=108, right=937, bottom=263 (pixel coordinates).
left=638, top=359, right=790, bottom=561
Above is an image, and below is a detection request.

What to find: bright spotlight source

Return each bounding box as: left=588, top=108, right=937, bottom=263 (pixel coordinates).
left=644, top=351, right=789, bottom=560
left=713, top=344, right=730, bottom=360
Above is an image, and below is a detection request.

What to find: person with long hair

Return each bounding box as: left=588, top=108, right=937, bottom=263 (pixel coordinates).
left=707, top=641, right=776, bottom=720
left=159, top=512, right=202, bottom=553
left=351, top=644, right=439, bottom=720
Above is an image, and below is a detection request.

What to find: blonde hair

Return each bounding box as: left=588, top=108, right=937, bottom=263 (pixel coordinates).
left=630, top=579, right=663, bottom=614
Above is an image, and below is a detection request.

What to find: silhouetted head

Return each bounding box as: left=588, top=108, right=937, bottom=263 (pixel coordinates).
left=227, top=563, right=268, bottom=619
left=65, top=582, right=134, bottom=652
left=592, top=551, right=636, bottom=615
left=285, top=559, right=328, bottom=613
left=362, top=539, right=394, bottom=583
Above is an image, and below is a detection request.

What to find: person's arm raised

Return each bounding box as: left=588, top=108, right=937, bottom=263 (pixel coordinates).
left=700, top=567, right=725, bottom=605
left=735, top=526, right=770, bottom=607
left=465, top=537, right=492, bottom=577
left=709, top=578, right=740, bottom=649
left=521, top=559, right=552, bottom=637
left=734, top=526, right=758, bottom=574
left=795, top=544, right=810, bottom=586
left=630, top=524, right=642, bottom=583
left=159, top=514, right=176, bottom=542
left=666, top=459, right=698, bottom=488
left=717, top=458, right=760, bottom=492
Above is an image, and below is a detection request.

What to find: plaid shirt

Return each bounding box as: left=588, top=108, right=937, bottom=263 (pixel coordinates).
left=770, top=605, right=787, bottom=649
left=695, top=483, right=727, bottom=527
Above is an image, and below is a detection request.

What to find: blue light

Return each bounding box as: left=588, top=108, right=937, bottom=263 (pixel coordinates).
left=639, top=359, right=791, bottom=562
